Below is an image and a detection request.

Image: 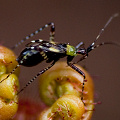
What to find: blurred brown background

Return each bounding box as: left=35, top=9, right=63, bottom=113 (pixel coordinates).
left=0, top=0, right=120, bottom=120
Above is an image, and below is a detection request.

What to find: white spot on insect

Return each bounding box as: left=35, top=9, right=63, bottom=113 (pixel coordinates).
left=39, top=46, right=42, bottom=48
left=30, top=33, right=34, bottom=37
left=46, top=43, right=49, bottom=46
left=21, top=40, right=24, bottom=43
left=31, top=47, right=34, bottom=49
left=20, top=60, right=23, bottom=64
left=39, top=28, right=42, bottom=31
left=51, top=23, right=54, bottom=26
left=26, top=36, right=29, bottom=39
left=45, top=24, right=48, bottom=27
left=35, top=30, right=39, bottom=34
left=91, top=42, right=95, bottom=46
left=39, top=39, right=43, bottom=42
left=31, top=40, right=35, bottom=43
left=15, top=44, right=18, bottom=47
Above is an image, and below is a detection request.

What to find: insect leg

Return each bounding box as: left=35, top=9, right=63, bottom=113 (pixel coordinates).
left=17, top=61, right=56, bottom=94
left=49, top=22, right=55, bottom=42
left=0, top=64, right=20, bottom=83
left=67, top=61, right=86, bottom=100
left=12, top=22, right=55, bottom=49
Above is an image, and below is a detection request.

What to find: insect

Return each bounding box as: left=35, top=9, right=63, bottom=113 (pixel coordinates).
left=0, top=13, right=119, bottom=100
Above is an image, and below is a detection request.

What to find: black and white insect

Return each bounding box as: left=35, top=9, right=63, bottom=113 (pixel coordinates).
left=0, top=13, right=119, bottom=100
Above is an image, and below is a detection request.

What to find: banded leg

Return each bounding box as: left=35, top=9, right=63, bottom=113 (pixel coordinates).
left=12, top=22, right=55, bottom=49
left=0, top=64, right=20, bottom=83
left=74, top=54, right=88, bottom=64
left=49, top=22, right=55, bottom=42
left=17, top=61, right=56, bottom=94
left=67, top=61, right=86, bottom=101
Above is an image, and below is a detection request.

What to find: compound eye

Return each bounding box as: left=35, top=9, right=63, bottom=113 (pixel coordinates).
left=77, top=49, right=86, bottom=55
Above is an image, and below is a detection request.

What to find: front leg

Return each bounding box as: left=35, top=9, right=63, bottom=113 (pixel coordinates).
left=67, top=59, right=86, bottom=101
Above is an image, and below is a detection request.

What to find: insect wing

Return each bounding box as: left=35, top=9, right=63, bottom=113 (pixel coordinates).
left=26, top=40, right=66, bottom=54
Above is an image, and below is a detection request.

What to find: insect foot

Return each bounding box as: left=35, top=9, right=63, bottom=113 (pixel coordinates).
left=38, top=62, right=94, bottom=120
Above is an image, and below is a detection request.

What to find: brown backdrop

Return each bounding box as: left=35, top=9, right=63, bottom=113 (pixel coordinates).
left=0, top=1, right=120, bottom=120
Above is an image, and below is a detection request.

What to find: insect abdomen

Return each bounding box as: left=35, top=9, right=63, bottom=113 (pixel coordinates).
left=16, top=48, right=44, bottom=67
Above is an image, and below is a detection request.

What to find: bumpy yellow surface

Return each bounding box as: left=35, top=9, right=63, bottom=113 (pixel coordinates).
left=38, top=61, right=94, bottom=120
left=0, top=45, right=19, bottom=120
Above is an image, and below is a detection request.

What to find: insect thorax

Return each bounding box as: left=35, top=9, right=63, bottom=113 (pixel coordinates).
left=66, top=45, right=76, bottom=56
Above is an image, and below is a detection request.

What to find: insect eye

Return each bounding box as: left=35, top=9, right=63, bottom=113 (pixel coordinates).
left=77, top=49, right=86, bottom=55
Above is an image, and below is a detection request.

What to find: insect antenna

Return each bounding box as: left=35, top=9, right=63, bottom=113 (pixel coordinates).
left=87, top=13, right=119, bottom=53
left=11, top=22, right=55, bottom=49
left=87, top=41, right=120, bottom=53
left=0, top=64, right=20, bottom=83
